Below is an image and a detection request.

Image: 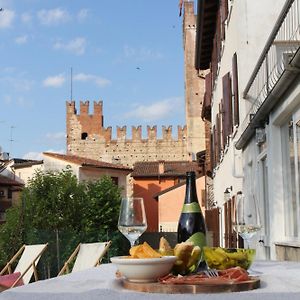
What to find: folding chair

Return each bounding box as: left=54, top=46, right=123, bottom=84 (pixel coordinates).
left=58, top=241, right=111, bottom=276
left=0, top=243, right=48, bottom=291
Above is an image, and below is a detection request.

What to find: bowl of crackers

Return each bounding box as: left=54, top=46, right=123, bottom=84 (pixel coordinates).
left=110, top=242, right=176, bottom=282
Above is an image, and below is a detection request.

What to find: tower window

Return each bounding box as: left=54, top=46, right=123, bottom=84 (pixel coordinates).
left=81, top=132, right=88, bottom=140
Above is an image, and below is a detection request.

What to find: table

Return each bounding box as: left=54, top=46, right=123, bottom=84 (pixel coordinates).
left=1, top=260, right=300, bottom=300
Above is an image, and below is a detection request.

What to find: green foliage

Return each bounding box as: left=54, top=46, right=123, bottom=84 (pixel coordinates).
left=0, top=169, right=124, bottom=277
left=0, top=207, right=23, bottom=268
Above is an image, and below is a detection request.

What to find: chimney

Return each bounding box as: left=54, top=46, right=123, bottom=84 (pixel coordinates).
left=158, top=161, right=165, bottom=175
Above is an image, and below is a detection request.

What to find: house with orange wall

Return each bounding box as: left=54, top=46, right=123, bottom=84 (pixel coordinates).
left=132, top=160, right=203, bottom=232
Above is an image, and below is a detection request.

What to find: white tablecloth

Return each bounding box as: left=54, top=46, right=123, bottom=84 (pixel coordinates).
left=1, top=260, right=300, bottom=300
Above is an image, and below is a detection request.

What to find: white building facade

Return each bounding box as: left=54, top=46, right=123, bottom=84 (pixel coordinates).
left=196, top=0, right=300, bottom=260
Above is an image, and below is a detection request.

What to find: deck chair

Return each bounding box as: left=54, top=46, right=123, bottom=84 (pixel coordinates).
left=58, top=241, right=111, bottom=276
left=0, top=243, right=48, bottom=291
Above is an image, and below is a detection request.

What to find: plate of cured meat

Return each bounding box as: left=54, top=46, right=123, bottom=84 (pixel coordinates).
left=121, top=266, right=260, bottom=294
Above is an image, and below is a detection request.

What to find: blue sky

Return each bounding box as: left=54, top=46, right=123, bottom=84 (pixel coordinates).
left=0, top=0, right=186, bottom=159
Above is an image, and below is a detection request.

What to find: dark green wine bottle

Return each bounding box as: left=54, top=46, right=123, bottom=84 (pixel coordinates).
left=177, top=171, right=207, bottom=269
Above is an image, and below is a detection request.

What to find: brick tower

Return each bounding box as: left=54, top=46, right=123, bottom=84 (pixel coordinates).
left=183, top=1, right=206, bottom=158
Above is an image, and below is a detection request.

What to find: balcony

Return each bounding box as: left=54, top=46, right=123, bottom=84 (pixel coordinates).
left=236, top=0, right=300, bottom=150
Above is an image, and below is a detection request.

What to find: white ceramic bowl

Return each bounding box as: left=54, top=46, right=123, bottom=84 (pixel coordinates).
left=110, top=256, right=177, bottom=282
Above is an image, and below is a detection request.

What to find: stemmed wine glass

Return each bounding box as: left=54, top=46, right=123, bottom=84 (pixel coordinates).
left=233, top=192, right=262, bottom=249
left=118, top=197, right=147, bottom=247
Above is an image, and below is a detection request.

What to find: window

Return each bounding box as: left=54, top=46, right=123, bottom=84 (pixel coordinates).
left=81, top=132, right=88, bottom=140
left=281, top=110, right=300, bottom=238
left=7, top=189, right=12, bottom=199
left=0, top=212, right=5, bottom=221
left=111, top=177, right=119, bottom=186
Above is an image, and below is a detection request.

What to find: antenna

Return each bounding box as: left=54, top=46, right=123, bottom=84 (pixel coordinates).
left=9, top=125, right=15, bottom=158
left=70, top=67, right=73, bottom=100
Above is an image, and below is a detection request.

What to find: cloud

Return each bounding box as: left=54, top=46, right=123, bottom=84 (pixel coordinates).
left=54, top=37, right=86, bottom=55
left=23, top=148, right=65, bottom=161
left=123, top=45, right=163, bottom=61
left=74, top=72, right=111, bottom=87
left=0, top=9, right=15, bottom=29
left=43, top=73, right=65, bottom=87
left=21, top=12, right=32, bottom=24
left=45, top=132, right=66, bottom=141
left=77, top=9, right=89, bottom=22
left=0, top=76, right=34, bottom=91
left=37, top=8, right=70, bottom=25
left=15, top=35, right=28, bottom=44
left=124, top=97, right=183, bottom=122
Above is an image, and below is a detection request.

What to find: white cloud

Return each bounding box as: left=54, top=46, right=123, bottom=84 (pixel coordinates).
left=77, top=9, right=89, bottom=22
left=21, top=12, right=32, bottom=24
left=74, top=72, right=111, bottom=87
left=45, top=132, right=65, bottom=141
left=23, top=151, right=43, bottom=160
left=123, top=45, right=163, bottom=61
left=15, top=35, right=28, bottom=44
left=37, top=8, right=70, bottom=25
left=54, top=37, right=86, bottom=55
left=23, top=149, right=65, bottom=161
left=124, top=97, right=183, bottom=122
left=0, top=9, right=15, bottom=29
left=0, top=77, right=34, bottom=91
left=43, top=73, right=65, bottom=87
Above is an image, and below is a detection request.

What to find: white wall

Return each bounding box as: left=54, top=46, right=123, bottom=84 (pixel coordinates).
left=211, top=0, right=287, bottom=254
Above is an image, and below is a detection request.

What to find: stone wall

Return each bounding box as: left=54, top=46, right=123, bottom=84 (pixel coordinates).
left=66, top=101, right=189, bottom=167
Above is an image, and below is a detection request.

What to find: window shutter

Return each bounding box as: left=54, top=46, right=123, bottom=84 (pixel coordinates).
left=216, top=113, right=222, bottom=160
left=202, top=72, right=212, bottom=120
left=216, top=11, right=221, bottom=62
left=205, top=72, right=212, bottom=101
left=222, top=72, right=233, bottom=143
left=211, top=36, right=218, bottom=84
left=220, top=99, right=227, bottom=147
left=210, top=132, right=215, bottom=170
left=232, top=52, right=239, bottom=126
left=213, top=125, right=217, bottom=168
left=220, top=0, right=229, bottom=40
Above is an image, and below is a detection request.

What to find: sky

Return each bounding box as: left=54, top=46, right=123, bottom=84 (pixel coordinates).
left=0, top=0, right=187, bottom=160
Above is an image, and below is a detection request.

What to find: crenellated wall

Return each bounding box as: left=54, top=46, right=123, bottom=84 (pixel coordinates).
left=66, top=101, right=189, bottom=167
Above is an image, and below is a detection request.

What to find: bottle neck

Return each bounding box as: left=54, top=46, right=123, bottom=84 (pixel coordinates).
left=184, top=174, right=198, bottom=204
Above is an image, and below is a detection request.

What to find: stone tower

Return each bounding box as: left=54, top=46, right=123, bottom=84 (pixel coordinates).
left=183, top=1, right=206, bottom=158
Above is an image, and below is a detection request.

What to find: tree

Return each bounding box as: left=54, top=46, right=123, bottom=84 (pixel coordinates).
left=0, top=169, right=125, bottom=277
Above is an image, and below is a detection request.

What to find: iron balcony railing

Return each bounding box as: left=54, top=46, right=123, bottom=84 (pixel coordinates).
left=236, top=0, right=300, bottom=149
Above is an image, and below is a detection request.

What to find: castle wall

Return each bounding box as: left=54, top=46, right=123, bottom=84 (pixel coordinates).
left=66, top=101, right=189, bottom=167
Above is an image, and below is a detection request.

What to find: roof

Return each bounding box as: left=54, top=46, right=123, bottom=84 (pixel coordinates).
left=13, top=159, right=43, bottom=169
left=195, top=0, right=219, bottom=70
left=0, top=175, right=24, bottom=186
left=132, top=161, right=202, bottom=178
left=43, top=152, right=132, bottom=171
left=153, top=180, right=186, bottom=200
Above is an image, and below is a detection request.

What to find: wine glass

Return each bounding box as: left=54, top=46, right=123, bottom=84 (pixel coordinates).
left=118, top=197, right=147, bottom=247
left=233, top=192, right=262, bottom=249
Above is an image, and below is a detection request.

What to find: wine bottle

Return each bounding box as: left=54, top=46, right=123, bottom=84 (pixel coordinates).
left=177, top=171, right=207, bottom=270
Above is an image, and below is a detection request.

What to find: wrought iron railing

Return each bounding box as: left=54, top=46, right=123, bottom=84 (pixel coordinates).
left=239, top=0, right=300, bottom=140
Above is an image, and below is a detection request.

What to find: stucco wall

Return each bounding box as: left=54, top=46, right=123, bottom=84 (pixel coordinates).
left=133, top=178, right=178, bottom=232
left=158, top=177, right=205, bottom=232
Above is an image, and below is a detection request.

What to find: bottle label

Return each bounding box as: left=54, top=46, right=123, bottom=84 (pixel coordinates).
left=181, top=203, right=201, bottom=213
left=187, top=232, right=207, bottom=248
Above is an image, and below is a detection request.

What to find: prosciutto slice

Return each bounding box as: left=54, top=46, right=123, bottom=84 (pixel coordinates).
left=159, top=267, right=250, bottom=285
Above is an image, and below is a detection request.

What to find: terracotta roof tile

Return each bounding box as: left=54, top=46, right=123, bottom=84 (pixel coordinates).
left=43, top=152, right=132, bottom=171
left=0, top=175, right=24, bottom=186
left=132, top=161, right=201, bottom=177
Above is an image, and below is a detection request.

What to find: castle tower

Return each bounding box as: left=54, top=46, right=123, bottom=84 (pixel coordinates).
left=183, top=1, right=206, bottom=158
left=66, top=100, right=104, bottom=155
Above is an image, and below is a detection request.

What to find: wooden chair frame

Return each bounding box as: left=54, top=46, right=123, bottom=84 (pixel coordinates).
left=58, top=241, right=111, bottom=276
left=0, top=243, right=48, bottom=290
